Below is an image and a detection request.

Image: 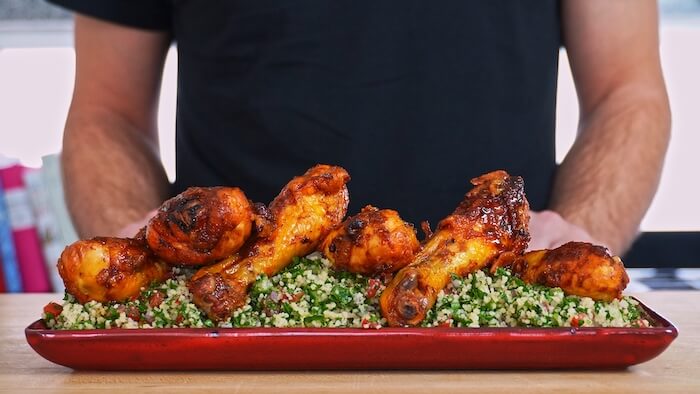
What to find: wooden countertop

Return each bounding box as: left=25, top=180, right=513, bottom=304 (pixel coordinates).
left=1, top=291, right=698, bottom=393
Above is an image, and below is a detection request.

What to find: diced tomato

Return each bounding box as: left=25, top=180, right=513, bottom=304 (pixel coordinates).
left=175, top=314, right=184, bottom=324
left=43, top=302, right=63, bottom=316
left=366, top=278, right=381, bottom=298
left=570, top=315, right=584, bottom=327
left=148, top=291, right=165, bottom=307
left=290, top=291, right=304, bottom=302
left=438, top=321, right=452, bottom=328
left=361, top=318, right=382, bottom=329
left=125, top=305, right=141, bottom=321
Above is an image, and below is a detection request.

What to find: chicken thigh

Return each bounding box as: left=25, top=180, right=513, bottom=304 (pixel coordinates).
left=320, top=205, right=420, bottom=275
left=146, top=187, right=254, bottom=265
left=58, top=237, right=169, bottom=303
left=495, top=241, right=629, bottom=301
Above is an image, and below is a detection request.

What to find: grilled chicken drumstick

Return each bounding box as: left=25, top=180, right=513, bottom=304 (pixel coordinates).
left=146, top=187, right=254, bottom=265
left=492, top=241, right=629, bottom=301
left=320, top=205, right=420, bottom=275
left=58, top=237, right=169, bottom=303
left=380, top=170, right=530, bottom=327
left=189, top=164, right=350, bottom=322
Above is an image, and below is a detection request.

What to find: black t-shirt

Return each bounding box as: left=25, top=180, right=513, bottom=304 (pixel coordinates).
left=50, top=0, right=561, bottom=226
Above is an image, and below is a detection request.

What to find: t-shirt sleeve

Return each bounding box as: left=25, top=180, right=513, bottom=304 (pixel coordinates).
left=47, top=0, right=171, bottom=31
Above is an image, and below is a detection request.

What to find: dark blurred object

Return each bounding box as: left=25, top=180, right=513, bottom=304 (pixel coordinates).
left=624, top=232, right=700, bottom=268
left=638, top=268, right=696, bottom=290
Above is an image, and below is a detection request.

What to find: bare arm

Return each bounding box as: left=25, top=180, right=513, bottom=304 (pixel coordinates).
left=550, top=0, right=671, bottom=254
left=62, top=15, right=171, bottom=238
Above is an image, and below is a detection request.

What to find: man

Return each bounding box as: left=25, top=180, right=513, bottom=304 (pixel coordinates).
left=51, top=0, right=670, bottom=255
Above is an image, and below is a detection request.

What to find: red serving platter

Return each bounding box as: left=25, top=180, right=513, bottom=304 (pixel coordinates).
left=25, top=298, right=677, bottom=370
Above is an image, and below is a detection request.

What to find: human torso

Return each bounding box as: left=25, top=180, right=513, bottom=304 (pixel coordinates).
left=171, top=0, right=561, bottom=225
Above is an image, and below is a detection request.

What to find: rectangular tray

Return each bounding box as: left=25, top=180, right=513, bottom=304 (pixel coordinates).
left=25, top=298, right=677, bottom=370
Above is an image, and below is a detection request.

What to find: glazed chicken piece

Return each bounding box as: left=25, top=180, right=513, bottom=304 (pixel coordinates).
left=493, top=241, right=629, bottom=301
left=58, top=237, right=169, bottom=304
left=189, top=164, right=350, bottom=322
left=320, top=205, right=420, bottom=275
left=146, top=187, right=254, bottom=265
left=380, top=170, right=530, bottom=327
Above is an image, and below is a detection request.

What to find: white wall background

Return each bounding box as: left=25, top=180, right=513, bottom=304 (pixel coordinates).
left=555, top=18, right=700, bottom=231
left=1, top=12, right=698, bottom=232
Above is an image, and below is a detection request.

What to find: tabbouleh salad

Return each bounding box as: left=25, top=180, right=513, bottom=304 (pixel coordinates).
left=43, top=253, right=649, bottom=330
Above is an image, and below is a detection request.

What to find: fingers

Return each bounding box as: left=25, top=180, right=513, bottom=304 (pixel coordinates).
left=527, top=210, right=606, bottom=252
left=115, top=209, right=159, bottom=238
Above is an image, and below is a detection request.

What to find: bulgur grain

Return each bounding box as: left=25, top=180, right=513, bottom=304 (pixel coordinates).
left=43, top=254, right=648, bottom=329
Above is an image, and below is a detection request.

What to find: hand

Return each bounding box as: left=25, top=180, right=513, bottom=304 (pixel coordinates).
left=527, top=210, right=607, bottom=252
left=115, top=209, right=159, bottom=238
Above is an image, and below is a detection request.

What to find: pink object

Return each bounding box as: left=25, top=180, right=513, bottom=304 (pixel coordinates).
left=25, top=298, right=677, bottom=370
left=0, top=165, right=50, bottom=292
left=0, top=254, right=5, bottom=292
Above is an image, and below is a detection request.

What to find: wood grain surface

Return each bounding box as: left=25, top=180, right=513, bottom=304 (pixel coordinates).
left=1, top=291, right=698, bottom=393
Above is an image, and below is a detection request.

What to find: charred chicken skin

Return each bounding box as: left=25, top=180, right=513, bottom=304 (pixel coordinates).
left=58, top=237, right=169, bottom=303
left=320, top=205, right=420, bottom=275
left=146, top=187, right=254, bottom=265
left=189, top=164, right=350, bottom=322
left=380, top=170, right=530, bottom=327
left=494, top=241, right=629, bottom=301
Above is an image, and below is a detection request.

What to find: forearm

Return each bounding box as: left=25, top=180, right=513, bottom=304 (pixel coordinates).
left=550, top=87, right=670, bottom=254
left=62, top=107, right=170, bottom=238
